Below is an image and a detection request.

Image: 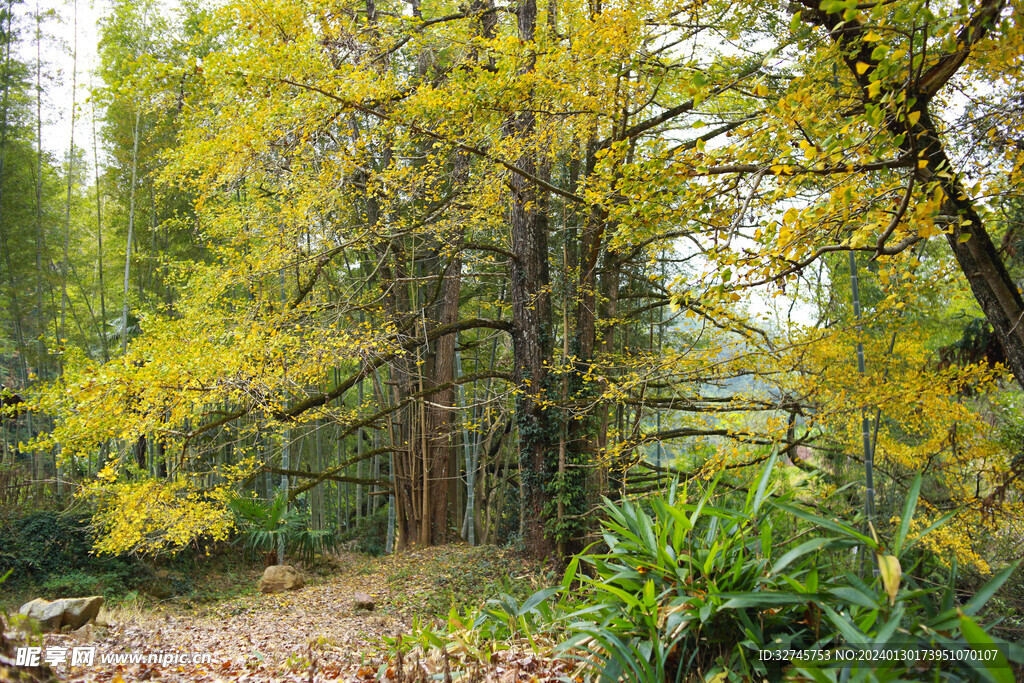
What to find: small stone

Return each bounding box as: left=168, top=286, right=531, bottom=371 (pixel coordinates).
left=260, top=565, right=304, bottom=593
left=352, top=592, right=375, bottom=611
left=72, top=624, right=96, bottom=642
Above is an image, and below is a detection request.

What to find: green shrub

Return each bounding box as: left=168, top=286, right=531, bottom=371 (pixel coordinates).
left=555, top=461, right=1023, bottom=681
left=338, top=505, right=389, bottom=556
left=0, top=511, right=148, bottom=597
left=554, top=456, right=825, bottom=680
left=0, top=511, right=95, bottom=580
left=39, top=571, right=104, bottom=598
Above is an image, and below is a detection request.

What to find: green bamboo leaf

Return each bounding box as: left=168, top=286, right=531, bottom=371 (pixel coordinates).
left=893, top=473, right=922, bottom=556
left=595, top=583, right=643, bottom=609
left=518, top=587, right=559, bottom=616
left=759, top=522, right=771, bottom=558
left=772, top=537, right=831, bottom=575
left=703, top=540, right=722, bottom=575
left=561, top=550, right=584, bottom=591
left=957, top=611, right=1014, bottom=683
left=962, top=562, right=1019, bottom=616
left=829, top=586, right=881, bottom=609
left=790, top=666, right=834, bottom=683
left=751, top=446, right=778, bottom=515
left=820, top=604, right=868, bottom=643
left=719, top=592, right=808, bottom=609
left=772, top=502, right=878, bottom=548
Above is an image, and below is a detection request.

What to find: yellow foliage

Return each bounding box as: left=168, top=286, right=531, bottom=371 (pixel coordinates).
left=84, top=478, right=235, bottom=555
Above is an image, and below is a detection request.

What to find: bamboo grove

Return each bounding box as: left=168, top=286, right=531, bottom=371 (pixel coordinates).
left=1, top=0, right=1024, bottom=567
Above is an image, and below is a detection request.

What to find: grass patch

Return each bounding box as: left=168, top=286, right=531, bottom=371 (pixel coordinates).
left=383, top=545, right=551, bottom=621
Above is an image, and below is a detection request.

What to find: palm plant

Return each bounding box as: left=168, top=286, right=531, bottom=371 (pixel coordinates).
left=228, top=491, right=335, bottom=566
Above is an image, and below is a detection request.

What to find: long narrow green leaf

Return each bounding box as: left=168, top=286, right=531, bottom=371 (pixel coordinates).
left=595, top=583, right=643, bottom=609
left=561, top=550, right=585, bottom=591
left=962, top=562, right=1019, bottom=617
left=772, top=538, right=831, bottom=575
left=772, top=502, right=878, bottom=548
left=820, top=604, right=869, bottom=643
left=958, top=611, right=1014, bottom=683
left=894, top=474, right=922, bottom=556
left=751, top=446, right=779, bottom=515
left=518, top=587, right=559, bottom=616
left=719, top=592, right=808, bottom=609
left=790, top=665, right=836, bottom=683
left=829, top=586, right=881, bottom=609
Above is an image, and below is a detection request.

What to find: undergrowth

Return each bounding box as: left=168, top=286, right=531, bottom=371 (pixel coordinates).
left=384, top=545, right=550, bottom=621
left=396, top=455, right=1024, bottom=682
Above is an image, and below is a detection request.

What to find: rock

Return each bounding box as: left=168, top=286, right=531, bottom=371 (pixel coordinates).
left=0, top=613, right=55, bottom=682
left=17, top=596, right=104, bottom=632
left=71, top=624, right=96, bottom=643
left=352, top=592, right=375, bottom=611
left=260, top=565, right=304, bottom=593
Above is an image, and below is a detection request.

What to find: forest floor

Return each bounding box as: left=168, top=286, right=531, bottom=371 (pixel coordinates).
left=6, top=546, right=576, bottom=682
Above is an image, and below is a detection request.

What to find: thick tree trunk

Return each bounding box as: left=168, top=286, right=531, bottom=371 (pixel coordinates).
left=424, top=250, right=462, bottom=543
left=913, top=108, right=1024, bottom=386
left=505, top=0, right=557, bottom=558
left=801, top=0, right=1024, bottom=388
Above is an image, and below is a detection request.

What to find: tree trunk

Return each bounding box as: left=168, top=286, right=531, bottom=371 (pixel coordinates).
left=505, top=0, right=557, bottom=558
left=120, top=109, right=141, bottom=355
left=801, top=0, right=1024, bottom=388
left=91, top=82, right=108, bottom=363
left=34, top=0, right=50, bottom=373
left=423, top=249, right=462, bottom=543
left=58, top=0, right=78, bottom=353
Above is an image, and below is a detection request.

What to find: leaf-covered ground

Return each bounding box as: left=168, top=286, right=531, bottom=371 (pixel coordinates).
left=8, top=546, right=576, bottom=682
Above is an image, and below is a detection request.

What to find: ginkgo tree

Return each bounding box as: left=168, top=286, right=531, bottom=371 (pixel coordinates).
left=23, top=0, right=1024, bottom=565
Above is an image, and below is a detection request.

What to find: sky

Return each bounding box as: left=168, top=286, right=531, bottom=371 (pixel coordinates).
left=18, top=0, right=109, bottom=159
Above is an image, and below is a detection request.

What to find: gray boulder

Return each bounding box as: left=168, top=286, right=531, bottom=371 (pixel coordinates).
left=260, top=565, right=304, bottom=593
left=18, top=596, right=104, bottom=632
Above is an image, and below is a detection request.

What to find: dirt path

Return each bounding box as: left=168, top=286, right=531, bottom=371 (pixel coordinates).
left=40, top=560, right=403, bottom=682
left=10, top=546, right=566, bottom=682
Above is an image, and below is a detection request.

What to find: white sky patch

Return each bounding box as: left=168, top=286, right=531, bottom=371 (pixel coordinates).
left=15, top=0, right=108, bottom=161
